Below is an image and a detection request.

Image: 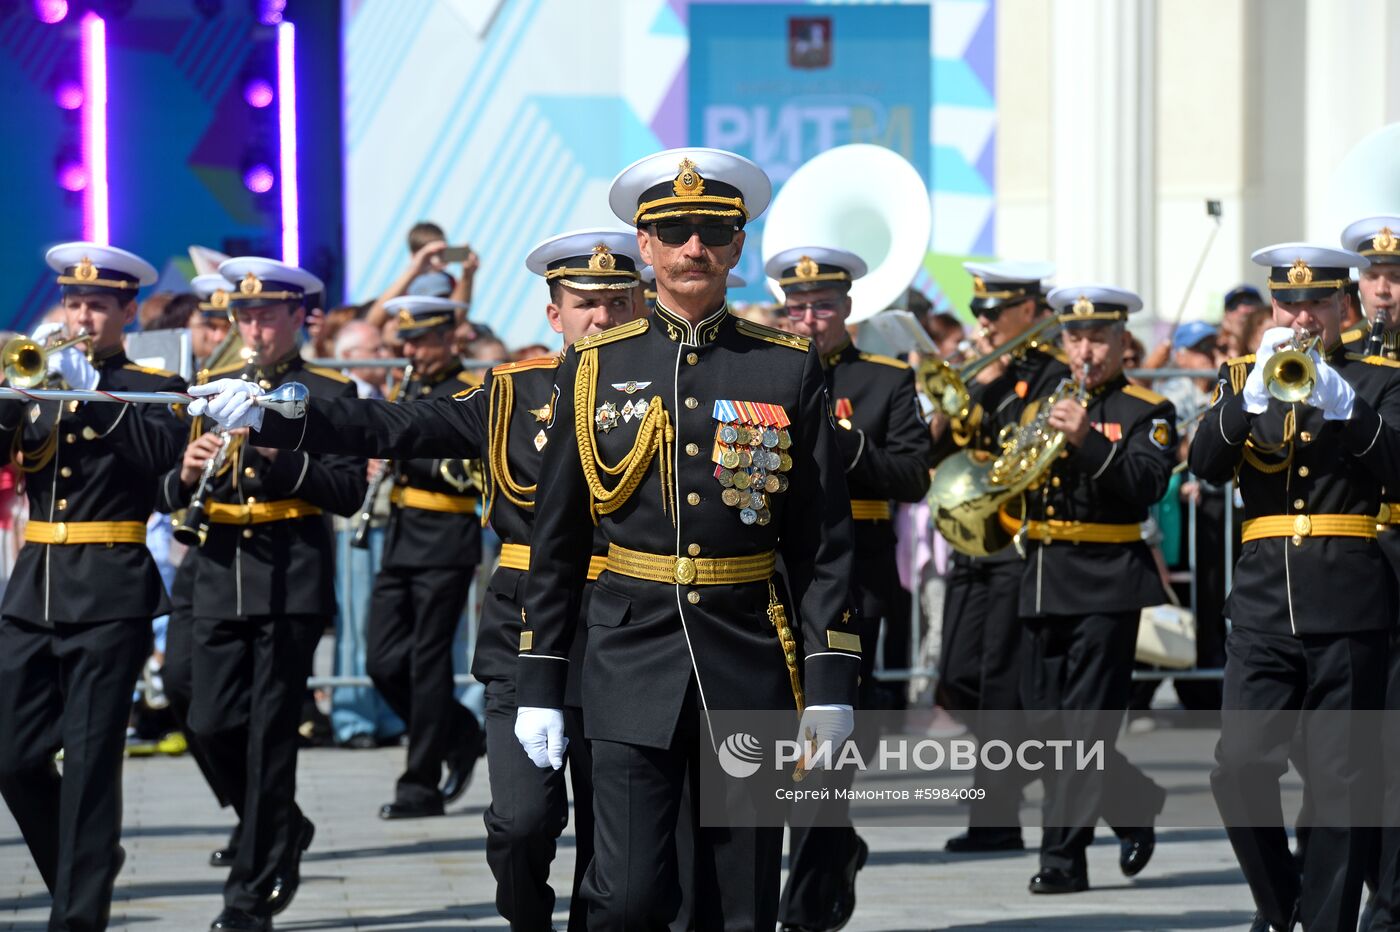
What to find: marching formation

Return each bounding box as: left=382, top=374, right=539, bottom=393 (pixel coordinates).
left=4, top=145, right=1400, bottom=932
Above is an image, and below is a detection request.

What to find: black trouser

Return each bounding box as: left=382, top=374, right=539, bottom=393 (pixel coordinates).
left=188, top=614, right=323, bottom=915
left=1368, top=629, right=1400, bottom=930
left=940, top=555, right=1032, bottom=834
left=366, top=564, right=481, bottom=806
left=163, top=603, right=230, bottom=809
left=481, top=677, right=593, bottom=931
left=0, top=616, right=150, bottom=932
left=583, top=689, right=782, bottom=931
left=1023, top=612, right=1163, bottom=877
left=1213, top=626, right=1387, bottom=932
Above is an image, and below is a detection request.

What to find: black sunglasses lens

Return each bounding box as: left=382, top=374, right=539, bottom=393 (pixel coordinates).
left=654, top=222, right=735, bottom=247
left=697, top=225, right=735, bottom=246
left=655, top=222, right=689, bottom=245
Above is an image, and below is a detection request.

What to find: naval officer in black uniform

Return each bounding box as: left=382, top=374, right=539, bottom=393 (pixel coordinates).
left=1192, top=244, right=1400, bottom=932
left=186, top=230, right=645, bottom=930
left=163, top=257, right=366, bottom=932
left=0, top=242, right=187, bottom=932
left=1014, top=285, right=1172, bottom=895
left=367, top=295, right=485, bottom=820
left=934, top=260, right=1068, bottom=852
left=509, top=148, right=859, bottom=930
left=761, top=246, right=933, bottom=931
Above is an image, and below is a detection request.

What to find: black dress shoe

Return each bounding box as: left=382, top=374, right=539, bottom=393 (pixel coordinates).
left=1028, top=868, right=1088, bottom=894
left=1118, top=827, right=1155, bottom=877
left=265, top=816, right=314, bottom=917
left=945, top=829, right=1025, bottom=853
left=210, top=907, right=270, bottom=931
left=210, top=825, right=242, bottom=868
left=777, top=836, right=868, bottom=932
left=378, top=798, right=445, bottom=820
left=440, top=729, right=485, bottom=805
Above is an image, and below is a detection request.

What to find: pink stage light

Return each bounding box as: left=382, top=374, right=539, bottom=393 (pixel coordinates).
left=54, top=79, right=84, bottom=110
left=243, top=163, right=275, bottom=194
left=243, top=76, right=274, bottom=109
left=81, top=12, right=109, bottom=244
left=33, top=0, right=68, bottom=24
left=276, top=20, right=299, bottom=265
left=56, top=155, right=87, bottom=192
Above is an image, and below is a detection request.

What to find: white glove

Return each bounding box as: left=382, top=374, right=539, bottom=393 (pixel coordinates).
left=187, top=378, right=265, bottom=430
left=796, top=703, right=854, bottom=771
left=29, top=321, right=65, bottom=343
left=50, top=344, right=98, bottom=390
left=1242, top=326, right=1295, bottom=414
left=1308, top=354, right=1356, bottom=420
left=515, top=706, right=567, bottom=770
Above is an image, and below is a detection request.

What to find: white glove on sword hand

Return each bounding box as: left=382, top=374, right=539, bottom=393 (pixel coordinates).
left=187, top=379, right=266, bottom=430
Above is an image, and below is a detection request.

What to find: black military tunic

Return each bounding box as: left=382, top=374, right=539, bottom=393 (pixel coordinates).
left=248, top=353, right=601, bottom=930
left=158, top=351, right=365, bottom=917
left=1191, top=348, right=1400, bottom=932
left=0, top=349, right=186, bottom=931
left=366, top=363, right=485, bottom=810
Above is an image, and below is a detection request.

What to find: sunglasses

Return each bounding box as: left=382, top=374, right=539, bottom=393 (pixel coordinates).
left=782, top=300, right=842, bottom=319
left=652, top=221, right=738, bottom=247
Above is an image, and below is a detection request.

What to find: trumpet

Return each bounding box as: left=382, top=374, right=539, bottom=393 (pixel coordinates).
left=928, top=361, right=1089, bottom=557
left=917, top=316, right=1058, bottom=421
left=351, top=362, right=413, bottom=549
left=2, top=330, right=92, bottom=389
left=1262, top=332, right=1321, bottom=404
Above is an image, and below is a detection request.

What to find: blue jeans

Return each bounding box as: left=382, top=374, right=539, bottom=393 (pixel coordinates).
left=331, top=526, right=404, bottom=743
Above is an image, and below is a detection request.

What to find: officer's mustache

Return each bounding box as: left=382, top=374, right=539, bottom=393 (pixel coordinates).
left=667, top=259, right=720, bottom=278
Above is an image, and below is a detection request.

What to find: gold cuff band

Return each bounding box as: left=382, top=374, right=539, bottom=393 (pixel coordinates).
left=498, top=542, right=605, bottom=581
left=850, top=499, right=892, bottom=521
left=605, top=543, right=775, bottom=586
left=1241, top=513, right=1378, bottom=543
left=206, top=499, right=323, bottom=525
left=24, top=519, right=147, bottom=545
left=389, top=486, right=478, bottom=514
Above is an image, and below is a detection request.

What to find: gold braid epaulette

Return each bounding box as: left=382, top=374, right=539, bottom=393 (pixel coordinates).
left=483, top=372, right=537, bottom=524
left=736, top=318, right=810, bottom=352
left=573, top=346, right=675, bottom=525
left=1226, top=355, right=1254, bottom=394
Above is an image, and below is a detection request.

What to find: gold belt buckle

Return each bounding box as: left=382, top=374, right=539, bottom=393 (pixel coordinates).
left=1293, top=514, right=1312, bottom=537
left=673, top=556, right=698, bottom=585
left=53, top=521, right=67, bottom=544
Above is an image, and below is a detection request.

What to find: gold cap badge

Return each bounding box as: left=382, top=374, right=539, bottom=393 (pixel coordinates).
left=673, top=157, right=705, bottom=197
left=210, top=289, right=230, bottom=309
left=972, top=275, right=987, bottom=297
left=1375, top=226, right=1398, bottom=254
left=239, top=272, right=263, bottom=295
left=73, top=256, right=98, bottom=282
left=588, top=244, right=617, bottom=272
left=1072, top=295, right=1094, bottom=316
left=795, top=256, right=819, bottom=280
left=1286, top=258, right=1313, bottom=285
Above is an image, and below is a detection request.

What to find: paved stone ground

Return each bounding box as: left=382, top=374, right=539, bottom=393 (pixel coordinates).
left=0, top=727, right=1267, bottom=931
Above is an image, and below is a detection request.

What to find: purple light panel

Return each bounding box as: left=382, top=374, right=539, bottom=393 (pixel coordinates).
left=81, top=13, right=108, bottom=244
left=243, top=76, right=274, bottom=109
left=33, top=0, right=67, bottom=24
left=276, top=21, right=299, bottom=265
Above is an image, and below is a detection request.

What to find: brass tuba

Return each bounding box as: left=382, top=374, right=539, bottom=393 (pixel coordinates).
left=917, top=315, right=1058, bottom=421
left=927, top=363, right=1088, bottom=556
left=1261, top=332, right=1321, bottom=404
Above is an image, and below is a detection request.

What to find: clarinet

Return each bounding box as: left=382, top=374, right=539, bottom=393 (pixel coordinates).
left=173, top=350, right=255, bottom=547
left=351, top=362, right=413, bottom=549
left=1367, top=308, right=1390, bottom=358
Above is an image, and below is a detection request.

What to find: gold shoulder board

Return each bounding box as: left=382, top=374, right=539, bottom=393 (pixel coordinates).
left=1036, top=343, right=1070, bottom=363
left=491, top=355, right=562, bottom=375
left=735, top=318, right=810, bottom=352
left=573, top=318, right=649, bottom=352
left=304, top=364, right=352, bottom=384
left=1122, top=383, right=1168, bottom=406
left=200, top=360, right=248, bottom=383
left=1357, top=354, right=1400, bottom=368
left=857, top=351, right=910, bottom=370
left=123, top=362, right=177, bottom=378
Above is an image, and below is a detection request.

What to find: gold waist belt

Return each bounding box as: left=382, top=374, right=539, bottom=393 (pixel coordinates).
left=206, top=499, right=323, bottom=525
left=498, top=542, right=606, bottom=581
left=390, top=486, right=479, bottom=514
left=998, top=509, right=1141, bottom=544
left=850, top=499, right=892, bottom=521
left=605, top=543, right=776, bottom=586
left=25, top=520, right=146, bottom=545
left=1241, top=514, right=1378, bottom=543
left=1377, top=504, right=1400, bottom=525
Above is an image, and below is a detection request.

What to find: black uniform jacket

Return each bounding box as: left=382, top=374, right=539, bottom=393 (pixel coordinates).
left=248, top=353, right=602, bottom=690
left=1190, top=348, right=1400, bottom=635
left=936, top=342, right=1071, bottom=566
left=1017, top=375, right=1177, bottom=617
left=824, top=337, right=934, bottom=621
left=518, top=305, right=859, bottom=748
left=158, top=352, right=365, bottom=620
left=0, top=349, right=186, bottom=625
left=379, top=364, right=483, bottom=571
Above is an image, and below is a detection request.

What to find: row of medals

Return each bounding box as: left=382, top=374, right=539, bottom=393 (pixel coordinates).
left=714, top=423, right=793, bottom=526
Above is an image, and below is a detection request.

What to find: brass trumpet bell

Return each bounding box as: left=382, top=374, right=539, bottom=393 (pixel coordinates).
left=1262, top=335, right=1320, bottom=404
left=1, top=331, right=92, bottom=389
left=917, top=316, right=1059, bottom=422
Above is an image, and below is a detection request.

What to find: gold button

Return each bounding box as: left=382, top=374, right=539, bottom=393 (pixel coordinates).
left=244, top=467, right=256, bottom=478
left=1051, top=476, right=1061, bottom=488
left=685, top=443, right=699, bottom=456
left=242, top=529, right=254, bottom=539
left=1292, top=534, right=1303, bottom=545
left=686, top=353, right=698, bottom=366
left=259, top=379, right=272, bottom=390
left=685, top=397, right=699, bottom=409
left=687, top=543, right=701, bottom=556
left=1045, top=506, right=1055, bottom=517
left=81, top=427, right=97, bottom=440
left=687, top=492, right=701, bottom=506
left=1300, top=431, right=1313, bottom=443
left=56, top=498, right=67, bottom=511
left=65, top=433, right=76, bottom=444
left=687, top=591, right=701, bottom=604
left=53, top=522, right=67, bottom=544
left=1293, top=499, right=1305, bottom=510
left=246, top=496, right=257, bottom=505
left=67, top=400, right=79, bottom=413
left=59, top=467, right=72, bottom=478
left=1298, top=466, right=1309, bottom=477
